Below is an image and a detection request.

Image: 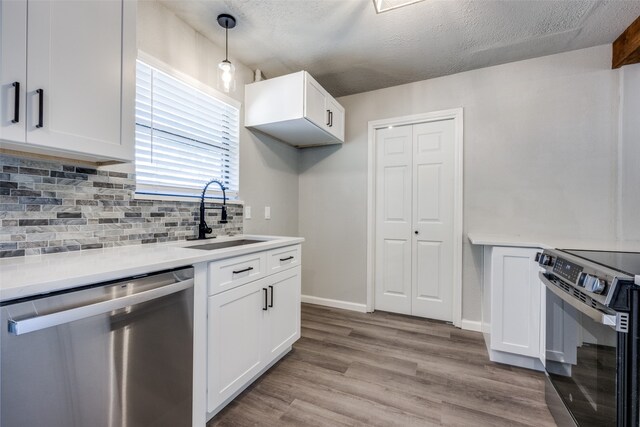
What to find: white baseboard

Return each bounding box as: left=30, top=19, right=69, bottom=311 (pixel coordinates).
left=301, top=295, right=368, bottom=313
left=460, top=319, right=482, bottom=332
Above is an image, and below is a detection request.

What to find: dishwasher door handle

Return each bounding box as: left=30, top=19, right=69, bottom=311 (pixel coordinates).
left=8, top=278, right=194, bottom=336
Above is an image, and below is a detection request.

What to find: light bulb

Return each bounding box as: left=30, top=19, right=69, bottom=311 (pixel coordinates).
left=217, top=60, right=236, bottom=93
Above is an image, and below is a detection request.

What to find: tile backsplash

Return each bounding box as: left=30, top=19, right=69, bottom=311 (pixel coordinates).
left=0, top=153, right=242, bottom=258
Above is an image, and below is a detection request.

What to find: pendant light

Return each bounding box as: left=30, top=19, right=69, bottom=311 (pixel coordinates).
left=217, top=13, right=237, bottom=93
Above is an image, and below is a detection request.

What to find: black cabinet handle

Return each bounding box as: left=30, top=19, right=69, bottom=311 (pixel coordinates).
left=268, top=285, right=274, bottom=308
left=232, top=266, right=253, bottom=275
left=36, top=89, right=43, bottom=128
left=329, top=110, right=333, bottom=127
left=263, top=288, right=268, bottom=310
left=279, top=256, right=294, bottom=262
left=326, top=109, right=331, bottom=126
left=11, top=82, right=19, bottom=124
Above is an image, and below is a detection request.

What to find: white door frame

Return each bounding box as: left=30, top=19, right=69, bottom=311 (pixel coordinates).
left=366, top=108, right=464, bottom=327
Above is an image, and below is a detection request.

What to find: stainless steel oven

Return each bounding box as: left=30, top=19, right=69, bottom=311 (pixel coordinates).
left=537, top=249, right=640, bottom=427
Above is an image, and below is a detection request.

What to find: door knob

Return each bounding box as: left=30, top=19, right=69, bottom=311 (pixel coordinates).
left=414, top=230, right=419, bottom=235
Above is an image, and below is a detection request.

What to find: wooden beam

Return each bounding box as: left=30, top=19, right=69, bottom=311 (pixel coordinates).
left=613, top=15, right=640, bottom=69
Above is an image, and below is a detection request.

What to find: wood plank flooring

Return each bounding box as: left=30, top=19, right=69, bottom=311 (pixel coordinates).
left=208, top=303, right=556, bottom=427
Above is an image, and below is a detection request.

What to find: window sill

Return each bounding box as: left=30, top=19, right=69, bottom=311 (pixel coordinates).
left=133, top=193, right=244, bottom=205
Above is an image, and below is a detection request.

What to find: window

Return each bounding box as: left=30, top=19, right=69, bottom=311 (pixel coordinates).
left=135, top=59, right=240, bottom=200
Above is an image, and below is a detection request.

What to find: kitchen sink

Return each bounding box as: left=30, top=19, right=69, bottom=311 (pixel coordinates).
left=185, top=239, right=265, bottom=251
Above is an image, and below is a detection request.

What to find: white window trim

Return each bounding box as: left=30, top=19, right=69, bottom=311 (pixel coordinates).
left=134, top=51, right=242, bottom=203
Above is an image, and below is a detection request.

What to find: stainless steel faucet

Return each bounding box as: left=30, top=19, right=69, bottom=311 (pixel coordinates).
left=198, top=179, right=228, bottom=239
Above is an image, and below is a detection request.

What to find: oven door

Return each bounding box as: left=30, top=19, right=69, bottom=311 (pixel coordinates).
left=542, top=273, right=621, bottom=427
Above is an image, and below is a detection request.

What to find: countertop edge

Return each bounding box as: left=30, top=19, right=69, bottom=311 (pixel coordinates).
left=0, top=235, right=304, bottom=303
left=467, top=232, right=640, bottom=253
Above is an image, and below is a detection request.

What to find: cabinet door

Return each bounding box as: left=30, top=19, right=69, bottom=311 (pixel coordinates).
left=491, top=247, right=541, bottom=358
left=325, top=97, right=344, bottom=141
left=25, top=0, right=133, bottom=161
left=304, top=73, right=329, bottom=130
left=264, top=267, right=301, bottom=361
left=207, top=279, right=268, bottom=412
left=0, top=0, right=27, bottom=143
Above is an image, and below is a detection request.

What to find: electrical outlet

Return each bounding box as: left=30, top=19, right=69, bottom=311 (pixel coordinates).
left=245, top=206, right=251, bottom=219
left=265, top=206, right=271, bottom=220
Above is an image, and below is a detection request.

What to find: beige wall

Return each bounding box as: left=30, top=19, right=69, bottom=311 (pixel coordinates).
left=299, top=45, right=621, bottom=323
left=620, top=63, right=640, bottom=241
left=131, top=0, right=299, bottom=236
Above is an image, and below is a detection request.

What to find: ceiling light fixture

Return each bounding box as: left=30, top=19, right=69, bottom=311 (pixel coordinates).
left=217, top=13, right=237, bottom=93
left=373, top=0, right=426, bottom=14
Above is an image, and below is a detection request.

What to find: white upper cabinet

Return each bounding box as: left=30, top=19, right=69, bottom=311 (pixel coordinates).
left=245, top=71, right=345, bottom=147
left=0, top=0, right=135, bottom=163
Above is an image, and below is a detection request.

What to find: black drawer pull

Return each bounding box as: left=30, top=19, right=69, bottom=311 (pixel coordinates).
left=263, top=288, right=268, bottom=310
left=36, top=89, right=44, bottom=128
left=268, top=285, right=274, bottom=308
left=232, top=266, right=254, bottom=275
left=326, top=109, right=331, bottom=126
left=11, top=82, right=19, bottom=123
left=279, top=256, right=294, bottom=262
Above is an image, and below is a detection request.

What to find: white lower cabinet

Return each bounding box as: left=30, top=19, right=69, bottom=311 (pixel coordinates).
left=482, top=246, right=544, bottom=370
left=207, top=279, right=267, bottom=411
left=265, top=268, right=301, bottom=360
left=206, top=246, right=301, bottom=417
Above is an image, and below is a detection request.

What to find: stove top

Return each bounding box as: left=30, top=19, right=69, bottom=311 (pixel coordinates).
left=561, top=249, right=640, bottom=277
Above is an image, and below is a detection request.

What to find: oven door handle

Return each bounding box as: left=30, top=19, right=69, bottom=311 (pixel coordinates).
left=539, top=272, right=618, bottom=328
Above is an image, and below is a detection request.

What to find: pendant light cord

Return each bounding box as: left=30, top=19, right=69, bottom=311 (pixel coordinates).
left=225, top=25, right=229, bottom=61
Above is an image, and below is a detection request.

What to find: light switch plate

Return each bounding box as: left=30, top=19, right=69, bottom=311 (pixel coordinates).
left=245, top=206, right=251, bottom=219
left=265, top=206, right=271, bottom=220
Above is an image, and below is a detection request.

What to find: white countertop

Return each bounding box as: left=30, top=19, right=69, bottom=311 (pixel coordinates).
left=0, top=235, right=304, bottom=302
left=468, top=232, right=640, bottom=252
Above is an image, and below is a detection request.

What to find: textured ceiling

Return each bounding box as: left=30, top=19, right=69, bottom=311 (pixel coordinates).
left=159, top=0, right=640, bottom=97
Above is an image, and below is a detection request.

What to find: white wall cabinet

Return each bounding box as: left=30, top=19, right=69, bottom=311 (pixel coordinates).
left=206, top=245, right=301, bottom=418
left=245, top=71, right=345, bottom=147
left=0, top=0, right=135, bottom=163
left=482, top=246, right=544, bottom=370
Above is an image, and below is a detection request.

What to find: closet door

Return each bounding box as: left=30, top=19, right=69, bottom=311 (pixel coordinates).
left=374, top=125, right=413, bottom=315
left=374, top=119, right=456, bottom=322
left=411, top=119, right=455, bottom=321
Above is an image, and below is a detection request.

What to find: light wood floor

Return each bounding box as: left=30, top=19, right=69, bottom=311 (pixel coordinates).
left=208, top=303, right=557, bottom=427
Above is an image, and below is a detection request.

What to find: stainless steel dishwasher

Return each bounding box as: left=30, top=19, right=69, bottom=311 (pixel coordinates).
left=0, top=267, right=194, bottom=427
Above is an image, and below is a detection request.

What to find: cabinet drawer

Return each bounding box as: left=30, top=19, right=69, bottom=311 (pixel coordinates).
left=208, top=252, right=267, bottom=296
left=267, top=245, right=301, bottom=273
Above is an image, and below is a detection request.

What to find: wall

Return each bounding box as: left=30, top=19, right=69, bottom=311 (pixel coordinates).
left=134, top=0, right=299, bottom=237
left=299, top=45, right=621, bottom=323
left=619, top=63, right=640, bottom=240
left=0, top=153, right=242, bottom=257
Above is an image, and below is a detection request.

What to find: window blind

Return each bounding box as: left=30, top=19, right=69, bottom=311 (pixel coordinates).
left=135, top=60, right=240, bottom=199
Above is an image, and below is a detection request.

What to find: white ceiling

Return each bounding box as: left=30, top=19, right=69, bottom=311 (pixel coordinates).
left=159, top=0, right=640, bottom=97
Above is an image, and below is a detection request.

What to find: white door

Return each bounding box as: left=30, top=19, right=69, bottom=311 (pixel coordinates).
left=326, top=97, right=345, bottom=141
left=0, top=0, right=27, bottom=143
left=304, top=73, right=328, bottom=130
left=490, top=247, right=541, bottom=357
left=375, top=119, right=456, bottom=321
left=411, top=120, right=455, bottom=320
left=207, top=279, right=267, bottom=412
left=375, top=125, right=413, bottom=315
left=265, top=267, right=301, bottom=360
left=25, top=0, right=129, bottom=160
